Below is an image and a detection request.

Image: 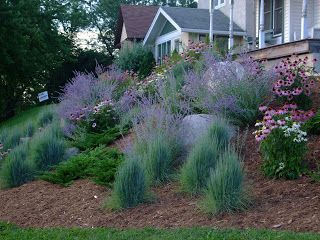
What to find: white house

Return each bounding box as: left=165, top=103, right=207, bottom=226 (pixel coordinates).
left=198, top=0, right=320, bottom=48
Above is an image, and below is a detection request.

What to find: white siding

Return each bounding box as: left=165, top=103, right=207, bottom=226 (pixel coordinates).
left=197, top=0, right=209, bottom=9
left=120, top=23, right=128, bottom=43
left=314, top=0, right=320, bottom=28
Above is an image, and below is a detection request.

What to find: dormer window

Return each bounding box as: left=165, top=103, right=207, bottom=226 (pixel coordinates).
left=214, top=0, right=225, bottom=9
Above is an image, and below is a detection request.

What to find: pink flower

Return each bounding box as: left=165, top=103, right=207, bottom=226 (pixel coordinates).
left=259, top=105, right=268, bottom=112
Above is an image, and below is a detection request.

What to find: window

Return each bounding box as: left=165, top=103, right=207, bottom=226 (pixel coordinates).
left=263, top=0, right=283, bottom=35
left=199, top=34, right=207, bottom=43
left=157, top=40, right=172, bottom=64
left=214, top=0, right=225, bottom=9
left=274, top=0, right=283, bottom=35
left=174, top=39, right=180, bottom=52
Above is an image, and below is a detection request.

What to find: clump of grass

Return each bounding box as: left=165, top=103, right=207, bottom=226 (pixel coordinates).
left=41, top=146, right=123, bottom=187
left=141, top=133, right=176, bottom=185
left=37, top=108, right=54, bottom=127
left=2, top=127, right=24, bottom=151
left=180, top=136, right=220, bottom=194
left=200, top=148, right=250, bottom=214
left=0, top=144, right=34, bottom=188
left=107, top=159, right=148, bottom=209
left=180, top=118, right=233, bottom=194
left=29, top=123, right=66, bottom=171
left=23, top=121, right=36, bottom=138
left=207, top=116, right=234, bottom=150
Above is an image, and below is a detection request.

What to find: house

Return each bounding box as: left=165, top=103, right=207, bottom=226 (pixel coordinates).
left=143, top=6, right=246, bottom=62
left=198, top=0, right=320, bottom=70
left=115, top=5, right=159, bottom=48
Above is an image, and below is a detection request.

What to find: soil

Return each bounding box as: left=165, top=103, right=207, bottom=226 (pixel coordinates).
left=0, top=132, right=320, bottom=232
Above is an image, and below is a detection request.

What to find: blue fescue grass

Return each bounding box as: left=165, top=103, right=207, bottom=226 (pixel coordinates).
left=200, top=148, right=250, bottom=214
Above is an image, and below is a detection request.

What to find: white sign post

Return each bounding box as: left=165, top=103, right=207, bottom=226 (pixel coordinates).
left=38, top=91, right=49, bottom=102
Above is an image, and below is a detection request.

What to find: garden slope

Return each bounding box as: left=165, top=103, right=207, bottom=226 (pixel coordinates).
left=0, top=134, right=319, bottom=232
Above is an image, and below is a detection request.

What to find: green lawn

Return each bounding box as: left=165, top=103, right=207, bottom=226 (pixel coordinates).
left=0, top=105, right=52, bottom=131
left=1, top=222, right=320, bottom=240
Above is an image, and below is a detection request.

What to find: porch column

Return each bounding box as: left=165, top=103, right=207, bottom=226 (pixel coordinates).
left=301, top=0, right=308, bottom=39
left=209, top=0, right=214, bottom=43
left=228, top=0, right=234, bottom=50
left=259, top=0, right=265, bottom=48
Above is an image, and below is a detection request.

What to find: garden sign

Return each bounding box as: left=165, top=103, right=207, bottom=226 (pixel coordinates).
left=38, top=91, right=49, bottom=102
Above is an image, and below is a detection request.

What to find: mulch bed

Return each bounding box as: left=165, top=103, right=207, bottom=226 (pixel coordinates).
left=0, top=132, right=319, bottom=232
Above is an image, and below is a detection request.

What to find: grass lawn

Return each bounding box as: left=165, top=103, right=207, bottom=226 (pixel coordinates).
left=0, top=105, right=52, bottom=131
left=1, top=222, right=320, bottom=240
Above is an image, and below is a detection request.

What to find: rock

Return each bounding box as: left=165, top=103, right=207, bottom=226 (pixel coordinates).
left=179, top=114, right=214, bottom=152
left=204, top=61, right=245, bottom=90
left=64, top=147, right=79, bottom=159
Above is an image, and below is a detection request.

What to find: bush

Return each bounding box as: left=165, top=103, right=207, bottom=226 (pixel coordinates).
left=41, top=146, right=123, bottom=187
left=30, top=124, right=66, bottom=171
left=107, top=159, right=148, bottom=209
left=260, top=127, right=307, bottom=179
left=180, top=119, right=233, bottom=194
left=115, top=43, right=155, bottom=79
left=183, top=54, right=274, bottom=126
left=37, top=108, right=54, bottom=127
left=71, top=126, right=129, bottom=150
left=200, top=148, right=249, bottom=214
left=0, top=144, right=34, bottom=188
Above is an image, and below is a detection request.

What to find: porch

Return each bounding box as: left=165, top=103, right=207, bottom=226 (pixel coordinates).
left=247, top=38, right=320, bottom=72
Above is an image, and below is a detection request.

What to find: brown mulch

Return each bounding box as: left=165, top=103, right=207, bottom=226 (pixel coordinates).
left=0, top=133, right=320, bottom=232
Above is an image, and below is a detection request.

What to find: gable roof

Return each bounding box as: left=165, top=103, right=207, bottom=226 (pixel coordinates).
left=115, top=5, right=159, bottom=46
left=162, top=7, right=243, bottom=33
left=143, top=6, right=246, bottom=45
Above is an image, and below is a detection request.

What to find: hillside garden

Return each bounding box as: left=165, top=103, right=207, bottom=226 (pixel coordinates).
left=0, top=42, right=320, bottom=238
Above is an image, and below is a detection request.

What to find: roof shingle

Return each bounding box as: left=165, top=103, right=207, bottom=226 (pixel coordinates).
left=120, top=5, right=159, bottom=39
left=161, top=7, right=244, bottom=33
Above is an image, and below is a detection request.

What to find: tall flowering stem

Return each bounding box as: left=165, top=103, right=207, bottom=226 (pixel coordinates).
left=272, top=56, right=317, bottom=106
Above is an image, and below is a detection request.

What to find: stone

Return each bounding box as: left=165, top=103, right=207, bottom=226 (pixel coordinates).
left=179, top=114, right=214, bottom=152
left=204, top=61, right=245, bottom=90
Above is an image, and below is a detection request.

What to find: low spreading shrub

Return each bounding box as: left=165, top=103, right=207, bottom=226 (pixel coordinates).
left=200, top=148, right=249, bottom=214
left=107, top=159, right=148, bottom=209
left=71, top=126, right=129, bottom=150
left=41, top=146, right=123, bottom=187
left=29, top=124, right=66, bottom=171
left=0, top=144, right=34, bottom=188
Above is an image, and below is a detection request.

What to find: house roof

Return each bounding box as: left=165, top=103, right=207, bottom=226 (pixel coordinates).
left=143, top=6, right=246, bottom=45
left=161, top=7, right=244, bottom=33
left=115, top=5, right=159, bottom=46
